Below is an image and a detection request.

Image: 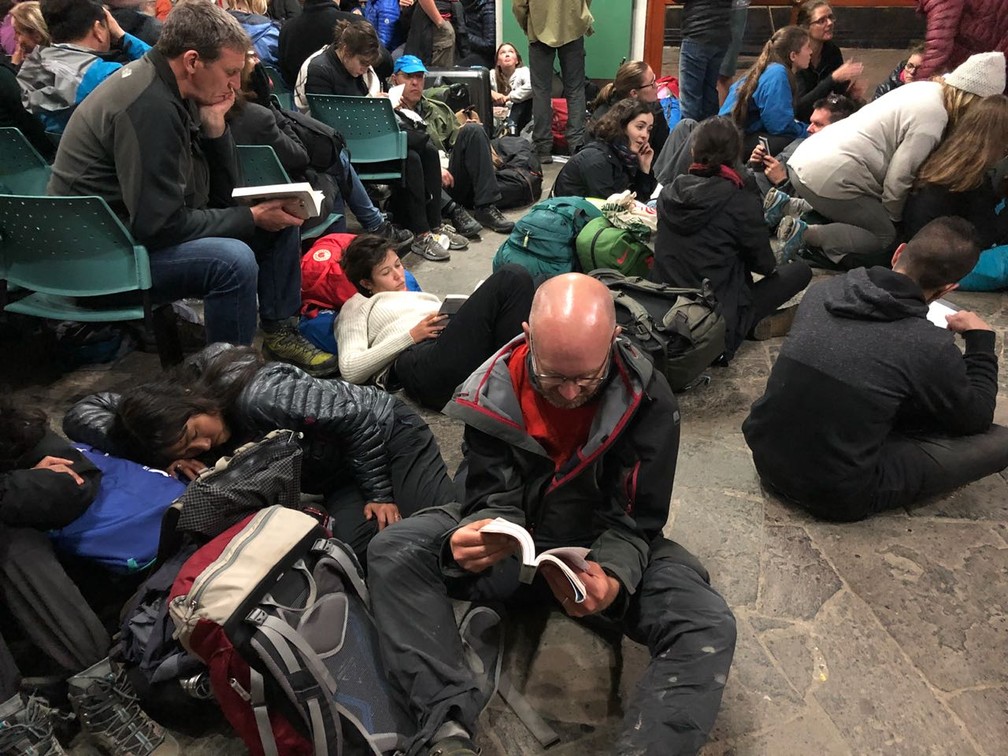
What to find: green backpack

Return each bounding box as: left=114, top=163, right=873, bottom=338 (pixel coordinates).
left=575, top=217, right=654, bottom=277
left=493, top=197, right=602, bottom=282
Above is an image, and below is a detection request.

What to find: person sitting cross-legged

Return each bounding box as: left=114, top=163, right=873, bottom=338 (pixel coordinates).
left=743, top=216, right=1008, bottom=521
left=390, top=54, right=515, bottom=235
left=366, top=273, right=737, bottom=756
left=48, top=0, right=339, bottom=376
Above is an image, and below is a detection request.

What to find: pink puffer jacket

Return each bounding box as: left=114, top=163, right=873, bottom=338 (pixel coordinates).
left=917, top=0, right=1008, bottom=84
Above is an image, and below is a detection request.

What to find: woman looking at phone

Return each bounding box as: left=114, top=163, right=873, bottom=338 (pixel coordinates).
left=336, top=235, right=535, bottom=410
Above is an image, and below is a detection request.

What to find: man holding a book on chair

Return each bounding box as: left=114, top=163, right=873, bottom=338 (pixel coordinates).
left=367, top=272, right=737, bottom=756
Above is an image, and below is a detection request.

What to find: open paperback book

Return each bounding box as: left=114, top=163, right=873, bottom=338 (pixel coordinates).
left=232, top=183, right=324, bottom=220
left=479, top=517, right=590, bottom=603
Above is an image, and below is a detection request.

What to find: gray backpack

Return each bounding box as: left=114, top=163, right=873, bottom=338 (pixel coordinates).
left=589, top=269, right=726, bottom=391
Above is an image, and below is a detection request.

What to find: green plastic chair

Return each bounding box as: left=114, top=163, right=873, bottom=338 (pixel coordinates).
left=0, top=194, right=182, bottom=367
left=236, top=144, right=344, bottom=242
left=261, top=63, right=295, bottom=111
left=306, top=95, right=406, bottom=183
left=0, top=127, right=52, bottom=195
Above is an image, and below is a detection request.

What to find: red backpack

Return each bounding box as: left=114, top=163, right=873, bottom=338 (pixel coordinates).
left=551, top=97, right=568, bottom=153
left=300, top=233, right=358, bottom=317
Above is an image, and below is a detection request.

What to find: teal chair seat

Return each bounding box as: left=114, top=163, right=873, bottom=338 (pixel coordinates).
left=306, top=95, right=407, bottom=183
left=235, top=144, right=343, bottom=243
left=0, top=194, right=182, bottom=366
left=0, top=127, right=52, bottom=195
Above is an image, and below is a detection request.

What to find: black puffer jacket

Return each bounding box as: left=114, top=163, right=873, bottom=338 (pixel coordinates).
left=551, top=139, right=657, bottom=200
left=63, top=345, right=399, bottom=503
left=649, top=171, right=776, bottom=357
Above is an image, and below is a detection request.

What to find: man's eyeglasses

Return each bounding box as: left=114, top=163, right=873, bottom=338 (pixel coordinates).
left=809, top=13, right=835, bottom=25
left=528, top=334, right=612, bottom=390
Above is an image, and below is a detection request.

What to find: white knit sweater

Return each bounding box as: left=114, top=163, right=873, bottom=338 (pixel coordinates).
left=336, top=291, right=442, bottom=384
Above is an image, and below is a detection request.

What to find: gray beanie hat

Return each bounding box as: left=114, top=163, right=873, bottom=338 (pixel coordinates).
left=943, top=52, right=1006, bottom=98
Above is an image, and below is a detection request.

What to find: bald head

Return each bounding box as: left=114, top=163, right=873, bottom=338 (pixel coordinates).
left=524, top=274, right=618, bottom=406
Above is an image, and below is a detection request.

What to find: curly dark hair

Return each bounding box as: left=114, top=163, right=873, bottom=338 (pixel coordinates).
left=589, top=98, right=653, bottom=145
left=0, top=395, right=48, bottom=473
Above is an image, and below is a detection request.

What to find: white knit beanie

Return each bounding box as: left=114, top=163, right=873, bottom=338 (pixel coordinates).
left=943, top=52, right=1006, bottom=97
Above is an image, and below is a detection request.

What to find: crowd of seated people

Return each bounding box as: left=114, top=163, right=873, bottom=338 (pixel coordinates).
left=1, top=0, right=1008, bottom=754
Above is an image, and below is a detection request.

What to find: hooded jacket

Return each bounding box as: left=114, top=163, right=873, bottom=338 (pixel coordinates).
left=742, top=267, right=998, bottom=513
left=649, top=171, right=776, bottom=357
left=229, top=10, right=280, bottom=67
left=873, top=60, right=908, bottom=100
left=17, top=33, right=150, bottom=134
left=63, top=344, right=399, bottom=503
left=444, top=335, right=682, bottom=612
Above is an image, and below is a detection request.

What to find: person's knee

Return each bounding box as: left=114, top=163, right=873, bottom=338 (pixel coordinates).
left=494, top=264, right=535, bottom=295
left=208, top=239, right=259, bottom=294
left=646, top=560, right=737, bottom=652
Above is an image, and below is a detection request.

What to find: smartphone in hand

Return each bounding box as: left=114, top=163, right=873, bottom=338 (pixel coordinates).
left=757, top=136, right=771, bottom=156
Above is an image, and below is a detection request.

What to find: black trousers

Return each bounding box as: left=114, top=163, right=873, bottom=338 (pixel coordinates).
left=393, top=266, right=534, bottom=411
left=447, top=123, right=502, bottom=209
left=743, top=260, right=813, bottom=338
left=324, top=399, right=456, bottom=566
left=392, top=129, right=443, bottom=234
left=367, top=508, right=737, bottom=755
left=0, top=528, right=109, bottom=699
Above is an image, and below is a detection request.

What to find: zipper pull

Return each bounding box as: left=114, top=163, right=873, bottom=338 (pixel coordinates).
left=523, top=232, right=529, bottom=247
left=229, top=677, right=252, bottom=702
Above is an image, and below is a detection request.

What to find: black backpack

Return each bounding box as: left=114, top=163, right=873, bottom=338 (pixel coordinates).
left=589, top=269, right=726, bottom=391
left=494, top=135, right=544, bottom=209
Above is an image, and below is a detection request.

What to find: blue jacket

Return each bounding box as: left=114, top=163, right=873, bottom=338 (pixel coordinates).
left=17, top=34, right=151, bottom=134
left=364, top=0, right=402, bottom=50
left=719, top=62, right=807, bottom=139
left=230, top=10, right=280, bottom=66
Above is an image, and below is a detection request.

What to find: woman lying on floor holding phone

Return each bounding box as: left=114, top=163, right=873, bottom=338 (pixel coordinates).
left=336, top=234, right=535, bottom=411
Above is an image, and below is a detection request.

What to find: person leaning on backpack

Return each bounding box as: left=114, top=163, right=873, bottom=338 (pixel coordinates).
left=0, top=397, right=179, bottom=756
left=649, top=117, right=811, bottom=362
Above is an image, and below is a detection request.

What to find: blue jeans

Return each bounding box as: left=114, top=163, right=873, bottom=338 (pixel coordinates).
left=148, top=226, right=301, bottom=345
left=331, top=149, right=383, bottom=231
left=679, top=39, right=727, bottom=122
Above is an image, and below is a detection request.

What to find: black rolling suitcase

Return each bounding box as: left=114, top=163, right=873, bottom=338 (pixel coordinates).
left=425, top=66, right=493, bottom=138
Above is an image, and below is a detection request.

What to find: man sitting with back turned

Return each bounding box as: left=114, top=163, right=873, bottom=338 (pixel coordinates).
left=49, top=0, right=338, bottom=375
left=18, top=0, right=151, bottom=134
left=743, top=216, right=1008, bottom=521
left=367, top=273, right=736, bottom=756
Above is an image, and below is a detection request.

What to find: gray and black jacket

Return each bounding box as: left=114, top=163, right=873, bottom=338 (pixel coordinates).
left=444, top=336, right=683, bottom=615
left=48, top=48, right=255, bottom=251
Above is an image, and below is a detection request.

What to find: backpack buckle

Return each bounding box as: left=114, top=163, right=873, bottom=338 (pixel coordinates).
left=246, top=608, right=269, bottom=626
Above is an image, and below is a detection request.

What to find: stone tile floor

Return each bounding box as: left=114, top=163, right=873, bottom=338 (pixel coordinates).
left=5, top=45, right=1005, bottom=755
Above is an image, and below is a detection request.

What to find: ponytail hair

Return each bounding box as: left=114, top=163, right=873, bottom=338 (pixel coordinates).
left=591, top=60, right=651, bottom=111
left=730, top=26, right=808, bottom=127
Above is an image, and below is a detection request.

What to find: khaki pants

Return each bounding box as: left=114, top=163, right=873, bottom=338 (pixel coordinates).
left=431, top=21, right=455, bottom=67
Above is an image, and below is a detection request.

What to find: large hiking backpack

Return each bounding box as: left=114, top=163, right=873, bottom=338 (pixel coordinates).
left=168, top=506, right=414, bottom=756
left=575, top=217, right=653, bottom=277
left=493, top=197, right=602, bottom=282
left=494, top=136, right=543, bottom=210
left=590, top=269, right=727, bottom=391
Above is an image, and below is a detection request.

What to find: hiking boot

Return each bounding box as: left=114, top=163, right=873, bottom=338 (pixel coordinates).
left=67, top=660, right=178, bottom=756
left=370, top=219, right=414, bottom=253
left=537, top=151, right=554, bottom=165
left=0, top=694, right=67, bottom=756
left=776, top=215, right=808, bottom=265
left=262, top=324, right=340, bottom=377
left=752, top=305, right=798, bottom=340
left=762, top=187, right=791, bottom=229
left=435, top=224, right=470, bottom=250
left=428, top=735, right=480, bottom=756
left=446, top=203, right=483, bottom=240
left=472, top=205, right=515, bottom=234
left=411, top=233, right=451, bottom=262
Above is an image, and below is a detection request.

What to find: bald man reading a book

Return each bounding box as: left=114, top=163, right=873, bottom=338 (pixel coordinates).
left=366, top=273, right=737, bottom=756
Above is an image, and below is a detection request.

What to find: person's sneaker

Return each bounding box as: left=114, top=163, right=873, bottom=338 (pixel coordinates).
left=471, top=205, right=515, bottom=234
left=751, top=305, right=798, bottom=340
left=447, top=203, right=483, bottom=240
left=370, top=219, right=414, bottom=253
left=0, top=694, right=68, bottom=755
left=67, top=660, right=179, bottom=756
left=435, top=224, right=470, bottom=250
left=763, top=186, right=791, bottom=229
left=262, top=324, right=340, bottom=377
left=776, top=215, right=808, bottom=264
left=411, top=233, right=451, bottom=262
left=427, top=735, right=480, bottom=756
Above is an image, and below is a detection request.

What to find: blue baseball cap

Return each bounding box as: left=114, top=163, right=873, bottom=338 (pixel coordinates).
left=393, top=55, right=428, bottom=75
